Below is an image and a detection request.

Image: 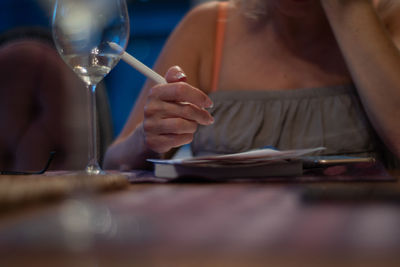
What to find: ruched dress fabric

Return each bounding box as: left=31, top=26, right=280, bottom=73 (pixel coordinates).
left=191, top=84, right=385, bottom=159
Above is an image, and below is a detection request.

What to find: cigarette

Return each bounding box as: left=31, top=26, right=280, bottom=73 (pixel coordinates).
left=109, top=42, right=167, bottom=85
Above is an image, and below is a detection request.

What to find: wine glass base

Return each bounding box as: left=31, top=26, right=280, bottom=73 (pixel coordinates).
left=85, top=164, right=105, bottom=175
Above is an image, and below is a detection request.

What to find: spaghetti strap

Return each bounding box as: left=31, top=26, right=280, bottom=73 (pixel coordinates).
left=210, top=1, right=228, bottom=93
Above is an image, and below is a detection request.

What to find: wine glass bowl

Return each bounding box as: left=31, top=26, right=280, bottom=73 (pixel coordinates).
left=52, top=0, right=129, bottom=174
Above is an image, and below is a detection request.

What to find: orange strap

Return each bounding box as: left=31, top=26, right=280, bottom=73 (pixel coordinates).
left=210, top=1, right=228, bottom=92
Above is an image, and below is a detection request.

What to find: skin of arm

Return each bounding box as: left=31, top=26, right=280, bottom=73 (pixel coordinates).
left=321, top=0, right=400, bottom=158
left=103, top=3, right=217, bottom=170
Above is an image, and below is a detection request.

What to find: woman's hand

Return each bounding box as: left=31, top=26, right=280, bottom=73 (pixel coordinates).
left=142, top=66, right=214, bottom=153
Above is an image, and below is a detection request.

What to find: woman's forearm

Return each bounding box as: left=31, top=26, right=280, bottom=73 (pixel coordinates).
left=322, top=0, right=400, bottom=157
left=103, top=123, right=160, bottom=170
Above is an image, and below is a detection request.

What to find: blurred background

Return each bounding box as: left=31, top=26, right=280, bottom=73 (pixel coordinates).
left=0, top=0, right=212, bottom=137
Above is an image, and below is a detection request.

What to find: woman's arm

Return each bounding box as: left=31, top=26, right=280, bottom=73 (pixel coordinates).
left=103, top=2, right=218, bottom=170
left=322, top=0, right=400, bottom=158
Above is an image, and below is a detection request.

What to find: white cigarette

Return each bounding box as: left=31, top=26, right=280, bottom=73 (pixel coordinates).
left=109, top=42, right=167, bottom=85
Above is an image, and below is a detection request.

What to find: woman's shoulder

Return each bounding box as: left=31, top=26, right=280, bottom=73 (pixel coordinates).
left=181, top=1, right=221, bottom=28
left=180, top=1, right=235, bottom=29
left=152, top=1, right=230, bottom=90
left=166, top=1, right=224, bottom=53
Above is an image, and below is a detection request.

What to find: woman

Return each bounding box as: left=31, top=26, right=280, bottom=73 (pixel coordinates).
left=104, top=0, right=400, bottom=170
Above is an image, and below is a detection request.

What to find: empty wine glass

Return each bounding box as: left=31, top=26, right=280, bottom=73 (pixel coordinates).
left=52, top=0, right=129, bottom=174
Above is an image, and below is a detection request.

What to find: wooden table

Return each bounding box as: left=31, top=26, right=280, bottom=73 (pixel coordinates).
left=0, top=170, right=399, bottom=267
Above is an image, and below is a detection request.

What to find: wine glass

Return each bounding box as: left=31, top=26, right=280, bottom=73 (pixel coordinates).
left=52, top=0, right=129, bottom=174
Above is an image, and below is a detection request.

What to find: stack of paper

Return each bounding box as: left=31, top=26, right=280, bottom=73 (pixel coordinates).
left=148, top=147, right=325, bottom=180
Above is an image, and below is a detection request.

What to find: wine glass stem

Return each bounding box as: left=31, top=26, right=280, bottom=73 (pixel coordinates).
left=86, top=84, right=103, bottom=175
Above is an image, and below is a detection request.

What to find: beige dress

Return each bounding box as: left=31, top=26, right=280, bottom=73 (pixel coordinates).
left=191, top=84, right=398, bottom=168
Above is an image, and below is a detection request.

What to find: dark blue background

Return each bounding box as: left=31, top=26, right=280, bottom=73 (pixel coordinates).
left=0, top=0, right=193, bottom=136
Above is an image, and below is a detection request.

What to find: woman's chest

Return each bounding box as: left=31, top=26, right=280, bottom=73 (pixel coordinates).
left=217, top=38, right=352, bottom=91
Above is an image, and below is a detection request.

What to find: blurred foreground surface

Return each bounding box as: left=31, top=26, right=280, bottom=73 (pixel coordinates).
left=1, top=174, right=400, bottom=267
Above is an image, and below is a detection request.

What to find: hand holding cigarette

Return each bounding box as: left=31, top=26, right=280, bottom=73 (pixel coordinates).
left=109, top=42, right=214, bottom=153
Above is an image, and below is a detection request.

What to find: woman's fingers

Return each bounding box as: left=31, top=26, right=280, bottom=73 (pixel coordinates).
left=164, top=66, right=211, bottom=108
left=142, top=65, right=214, bottom=153
left=145, top=100, right=214, bottom=126
left=165, top=65, right=187, bottom=83
left=144, top=117, right=197, bottom=135
left=150, top=82, right=213, bottom=109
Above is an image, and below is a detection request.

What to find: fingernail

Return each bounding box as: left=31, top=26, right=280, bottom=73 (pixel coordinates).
left=209, top=116, right=214, bottom=124
left=175, top=71, right=187, bottom=82
left=205, top=99, right=214, bottom=108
